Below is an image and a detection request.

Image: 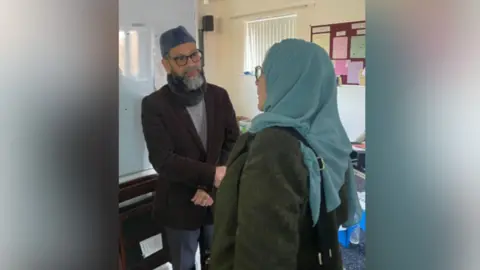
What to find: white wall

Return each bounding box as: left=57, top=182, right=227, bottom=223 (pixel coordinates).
left=199, top=0, right=366, bottom=139
left=231, top=74, right=365, bottom=140
left=337, top=85, right=365, bottom=141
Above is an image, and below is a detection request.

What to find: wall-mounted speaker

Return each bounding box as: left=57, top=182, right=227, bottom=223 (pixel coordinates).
left=202, top=15, right=214, bottom=32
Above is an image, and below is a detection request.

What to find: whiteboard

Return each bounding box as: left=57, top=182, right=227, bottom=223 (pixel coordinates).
left=119, top=0, right=197, bottom=178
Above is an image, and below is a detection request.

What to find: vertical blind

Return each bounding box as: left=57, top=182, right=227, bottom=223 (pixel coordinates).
left=244, top=15, right=297, bottom=72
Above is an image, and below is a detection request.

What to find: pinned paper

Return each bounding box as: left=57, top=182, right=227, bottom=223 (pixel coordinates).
left=140, top=233, right=163, bottom=258
left=352, top=22, right=366, bottom=29
left=347, top=61, right=364, bottom=84
left=350, top=35, right=366, bottom=58
left=332, top=36, right=348, bottom=59
left=334, top=59, right=349, bottom=75
left=359, top=77, right=365, bottom=86
left=337, top=76, right=343, bottom=86
left=359, top=68, right=366, bottom=86
left=312, top=33, right=330, bottom=55
left=312, top=26, right=331, bottom=33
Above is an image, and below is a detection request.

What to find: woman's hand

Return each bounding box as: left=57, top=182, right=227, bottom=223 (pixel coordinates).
left=191, top=189, right=214, bottom=207
left=214, top=166, right=227, bottom=188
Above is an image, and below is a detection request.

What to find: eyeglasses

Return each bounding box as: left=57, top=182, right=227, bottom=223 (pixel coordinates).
left=255, top=66, right=263, bottom=81
left=169, top=50, right=203, bottom=67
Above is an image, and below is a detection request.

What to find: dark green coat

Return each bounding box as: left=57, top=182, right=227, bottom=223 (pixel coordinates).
left=210, top=127, right=345, bottom=270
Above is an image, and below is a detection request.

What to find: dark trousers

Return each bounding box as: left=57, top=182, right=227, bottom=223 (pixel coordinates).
left=165, top=225, right=213, bottom=270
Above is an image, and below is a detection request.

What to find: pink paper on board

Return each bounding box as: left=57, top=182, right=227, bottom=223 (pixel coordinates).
left=347, top=61, right=364, bottom=84
left=332, top=36, right=348, bottom=59
left=334, top=60, right=349, bottom=75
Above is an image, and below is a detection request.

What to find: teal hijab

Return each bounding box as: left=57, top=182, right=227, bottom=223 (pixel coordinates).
left=249, top=39, right=362, bottom=226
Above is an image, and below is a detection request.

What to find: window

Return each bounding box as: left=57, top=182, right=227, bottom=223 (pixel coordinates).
left=119, top=31, right=126, bottom=75
left=128, top=31, right=140, bottom=77
left=244, top=15, right=297, bottom=72
left=118, top=28, right=151, bottom=81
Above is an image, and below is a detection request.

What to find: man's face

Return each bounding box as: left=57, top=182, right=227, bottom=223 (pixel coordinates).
left=162, top=42, right=204, bottom=90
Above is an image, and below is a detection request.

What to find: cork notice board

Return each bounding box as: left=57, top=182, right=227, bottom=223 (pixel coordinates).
left=310, top=21, right=366, bottom=86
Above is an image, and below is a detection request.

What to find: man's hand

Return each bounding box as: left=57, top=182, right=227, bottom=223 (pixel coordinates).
left=214, top=166, right=227, bottom=188
left=191, top=189, right=214, bottom=207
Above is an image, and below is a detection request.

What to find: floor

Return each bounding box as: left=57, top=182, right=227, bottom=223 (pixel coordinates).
left=155, top=233, right=366, bottom=270
left=156, top=232, right=366, bottom=270
left=341, top=170, right=366, bottom=270
left=341, top=230, right=366, bottom=270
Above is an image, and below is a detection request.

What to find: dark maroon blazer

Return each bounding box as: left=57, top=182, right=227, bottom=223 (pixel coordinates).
left=141, top=83, right=239, bottom=230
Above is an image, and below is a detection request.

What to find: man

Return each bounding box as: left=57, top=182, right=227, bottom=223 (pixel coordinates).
left=141, top=26, right=239, bottom=270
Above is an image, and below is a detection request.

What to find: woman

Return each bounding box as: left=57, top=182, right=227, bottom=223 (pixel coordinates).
left=210, top=39, right=362, bottom=270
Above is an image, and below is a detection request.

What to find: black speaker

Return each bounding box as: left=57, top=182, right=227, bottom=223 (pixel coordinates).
left=202, top=15, right=214, bottom=32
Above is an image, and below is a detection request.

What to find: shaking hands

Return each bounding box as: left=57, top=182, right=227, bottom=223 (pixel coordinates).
left=191, top=189, right=214, bottom=207
left=191, top=166, right=227, bottom=207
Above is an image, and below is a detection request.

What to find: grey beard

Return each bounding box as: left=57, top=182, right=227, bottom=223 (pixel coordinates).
left=183, top=74, right=205, bottom=91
